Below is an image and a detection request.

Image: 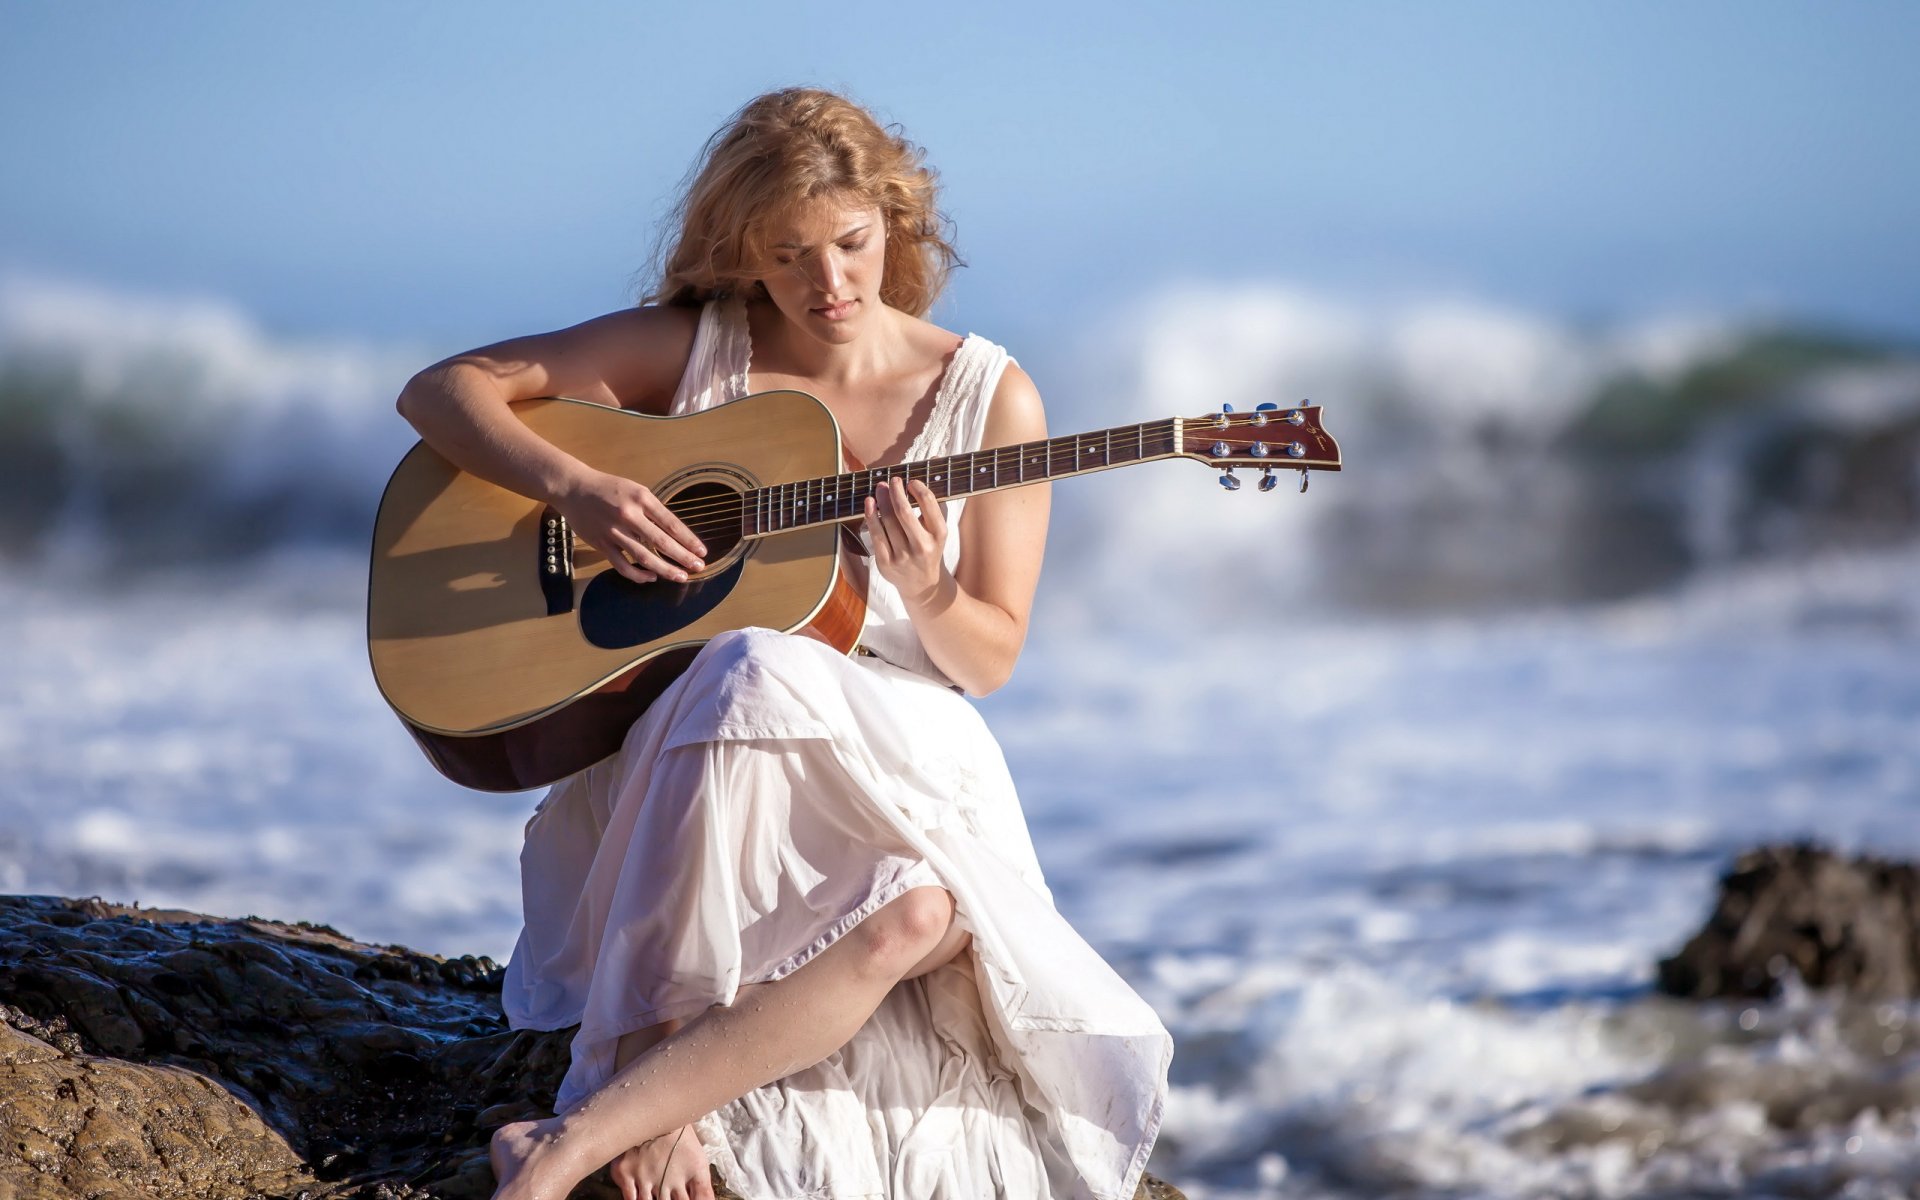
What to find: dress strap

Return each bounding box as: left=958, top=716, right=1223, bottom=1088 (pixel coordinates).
left=923, top=336, right=1014, bottom=459
left=667, top=293, right=753, bottom=416
left=716, top=291, right=753, bottom=404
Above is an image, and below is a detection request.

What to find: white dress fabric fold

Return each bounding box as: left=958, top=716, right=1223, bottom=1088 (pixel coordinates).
left=500, top=294, right=1172, bottom=1200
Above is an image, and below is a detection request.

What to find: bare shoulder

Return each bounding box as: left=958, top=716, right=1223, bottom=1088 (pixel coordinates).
left=891, top=307, right=966, bottom=364
left=894, top=309, right=1046, bottom=443
left=425, top=303, right=701, bottom=415
left=981, top=358, right=1047, bottom=447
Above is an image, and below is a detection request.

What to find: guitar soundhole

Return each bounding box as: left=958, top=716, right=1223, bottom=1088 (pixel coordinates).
left=664, top=480, right=743, bottom=567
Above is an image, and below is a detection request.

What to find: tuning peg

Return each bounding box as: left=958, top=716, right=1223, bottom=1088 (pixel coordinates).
left=1222, top=403, right=1235, bottom=413
left=1255, top=402, right=1278, bottom=410
left=1218, top=469, right=1241, bottom=491
left=1258, top=466, right=1277, bottom=492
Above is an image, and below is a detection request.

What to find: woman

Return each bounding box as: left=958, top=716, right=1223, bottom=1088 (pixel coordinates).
left=396, top=88, right=1170, bottom=1200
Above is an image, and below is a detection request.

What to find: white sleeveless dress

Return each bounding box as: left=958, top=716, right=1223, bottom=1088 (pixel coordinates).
left=500, top=294, right=1171, bottom=1200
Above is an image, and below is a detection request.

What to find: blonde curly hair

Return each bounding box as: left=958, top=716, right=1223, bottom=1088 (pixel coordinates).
left=641, top=87, right=963, bottom=317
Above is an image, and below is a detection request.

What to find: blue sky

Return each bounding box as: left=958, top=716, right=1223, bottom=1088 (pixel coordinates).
left=4, top=1, right=1917, bottom=353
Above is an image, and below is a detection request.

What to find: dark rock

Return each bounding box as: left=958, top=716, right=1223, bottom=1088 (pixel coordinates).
left=0, top=893, right=1186, bottom=1199
left=1657, top=842, right=1920, bottom=1000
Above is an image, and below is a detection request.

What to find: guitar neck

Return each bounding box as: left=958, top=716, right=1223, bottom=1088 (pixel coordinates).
left=742, top=418, right=1186, bottom=537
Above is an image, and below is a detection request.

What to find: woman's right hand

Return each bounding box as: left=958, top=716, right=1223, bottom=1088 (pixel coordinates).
left=553, top=467, right=707, bottom=585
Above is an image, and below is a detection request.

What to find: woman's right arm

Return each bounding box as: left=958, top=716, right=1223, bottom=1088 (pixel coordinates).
left=394, top=306, right=707, bottom=584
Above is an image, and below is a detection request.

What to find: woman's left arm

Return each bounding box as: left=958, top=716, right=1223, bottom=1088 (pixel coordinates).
left=864, top=363, right=1050, bottom=696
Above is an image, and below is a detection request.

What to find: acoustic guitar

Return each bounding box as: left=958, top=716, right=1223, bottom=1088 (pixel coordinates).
left=367, top=390, right=1341, bottom=790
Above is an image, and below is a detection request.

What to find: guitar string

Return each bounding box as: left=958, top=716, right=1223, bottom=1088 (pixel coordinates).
left=647, top=438, right=1180, bottom=525
left=656, top=457, right=1312, bottom=537
left=560, top=460, right=1328, bottom=568
left=554, top=416, right=1312, bottom=535
left=569, top=449, right=1317, bottom=555
left=577, top=430, right=1307, bottom=536
left=612, top=444, right=1176, bottom=546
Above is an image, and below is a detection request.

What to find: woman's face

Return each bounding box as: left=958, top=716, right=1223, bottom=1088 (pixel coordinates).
left=755, top=194, right=886, bottom=345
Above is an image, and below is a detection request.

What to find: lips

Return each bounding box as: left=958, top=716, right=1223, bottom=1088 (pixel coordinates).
left=812, top=299, right=857, bottom=319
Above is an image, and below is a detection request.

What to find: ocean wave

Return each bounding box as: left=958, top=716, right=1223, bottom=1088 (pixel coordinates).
left=1046, top=284, right=1920, bottom=620
left=4, top=273, right=1915, bottom=613
left=0, top=273, right=421, bottom=563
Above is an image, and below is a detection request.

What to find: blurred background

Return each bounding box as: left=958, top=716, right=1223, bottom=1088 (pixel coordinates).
left=3, top=3, right=1918, bottom=1196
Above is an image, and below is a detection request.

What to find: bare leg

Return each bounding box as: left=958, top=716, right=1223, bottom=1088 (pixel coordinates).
left=605, top=1017, right=714, bottom=1200
left=489, top=885, right=968, bottom=1200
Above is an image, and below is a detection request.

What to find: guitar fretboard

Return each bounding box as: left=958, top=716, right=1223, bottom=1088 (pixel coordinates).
left=743, top=418, right=1182, bottom=536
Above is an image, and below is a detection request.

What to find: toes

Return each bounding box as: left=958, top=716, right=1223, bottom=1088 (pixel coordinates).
left=608, top=1152, right=641, bottom=1200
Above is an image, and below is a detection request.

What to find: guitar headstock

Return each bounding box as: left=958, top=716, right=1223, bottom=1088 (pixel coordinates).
left=1182, top=403, right=1342, bottom=492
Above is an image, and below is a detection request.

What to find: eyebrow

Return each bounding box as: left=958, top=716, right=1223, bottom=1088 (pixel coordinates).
left=773, top=223, right=870, bottom=250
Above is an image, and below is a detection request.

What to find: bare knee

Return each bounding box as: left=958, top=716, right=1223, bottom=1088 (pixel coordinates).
left=851, top=887, right=954, bottom=978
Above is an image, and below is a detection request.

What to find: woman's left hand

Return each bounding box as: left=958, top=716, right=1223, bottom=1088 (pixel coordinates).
left=865, top=476, right=949, bottom=606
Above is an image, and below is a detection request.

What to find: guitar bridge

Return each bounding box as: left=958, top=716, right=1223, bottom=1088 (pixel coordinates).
left=539, top=507, right=574, bottom=615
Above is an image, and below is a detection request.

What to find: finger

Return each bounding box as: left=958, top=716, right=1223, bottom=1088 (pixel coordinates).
left=611, top=528, right=686, bottom=583
left=669, top=1184, right=690, bottom=1200
left=878, top=483, right=917, bottom=554
left=864, top=495, right=897, bottom=561
left=590, top=533, right=656, bottom=584
left=639, top=495, right=708, bottom=567
left=909, top=479, right=946, bottom=541
left=888, top=477, right=933, bottom=556
left=631, top=518, right=704, bottom=574
left=692, top=1176, right=716, bottom=1200
left=612, top=528, right=678, bottom=582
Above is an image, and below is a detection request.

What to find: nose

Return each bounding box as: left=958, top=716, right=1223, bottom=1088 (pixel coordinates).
left=810, top=249, right=846, bottom=294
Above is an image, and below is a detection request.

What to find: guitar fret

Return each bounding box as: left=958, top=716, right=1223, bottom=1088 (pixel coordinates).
left=746, top=416, right=1224, bottom=538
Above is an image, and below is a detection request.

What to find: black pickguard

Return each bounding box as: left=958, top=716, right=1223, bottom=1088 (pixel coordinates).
left=577, top=556, right=748, bottom=649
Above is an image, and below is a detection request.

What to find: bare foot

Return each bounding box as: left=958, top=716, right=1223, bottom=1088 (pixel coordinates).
left=608, top=1123, right=715, bottom=1200
left=489, top=1117, right=585, bottom=1200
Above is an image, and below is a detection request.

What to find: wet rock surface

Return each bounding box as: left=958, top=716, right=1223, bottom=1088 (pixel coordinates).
left=1659, top=843, right=1920, bottom=1001
left=0, top=893, right=1184, bottom=1199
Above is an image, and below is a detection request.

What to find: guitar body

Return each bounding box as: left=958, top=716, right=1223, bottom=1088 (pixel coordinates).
left=367, top=391, right=865, bottom=792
